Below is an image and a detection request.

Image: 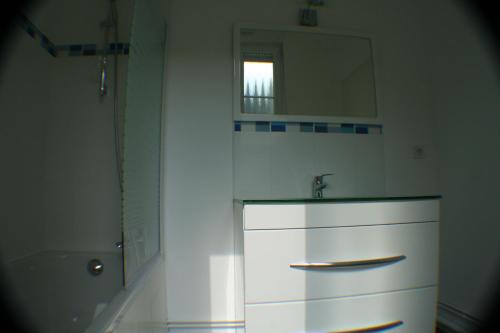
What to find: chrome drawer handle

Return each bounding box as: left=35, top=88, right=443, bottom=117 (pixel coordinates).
left=328, top=320, right=403, bottom=333
left=290, top=255, right=406, bottom=269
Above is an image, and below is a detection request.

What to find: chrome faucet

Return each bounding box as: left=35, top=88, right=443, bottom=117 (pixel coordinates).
left=312, top=173, right=332, bottom=199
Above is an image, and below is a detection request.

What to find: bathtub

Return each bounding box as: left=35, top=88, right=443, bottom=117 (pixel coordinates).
left=3, top=251, right=122, bottom=333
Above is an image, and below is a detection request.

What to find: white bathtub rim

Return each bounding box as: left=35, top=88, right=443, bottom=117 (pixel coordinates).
left=2, top=249, right=122, bottom=266
left=83, top=253, right=163, bottom=333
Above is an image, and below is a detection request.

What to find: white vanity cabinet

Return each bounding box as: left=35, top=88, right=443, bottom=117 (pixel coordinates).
left=234, top=197, right=440, bottom=333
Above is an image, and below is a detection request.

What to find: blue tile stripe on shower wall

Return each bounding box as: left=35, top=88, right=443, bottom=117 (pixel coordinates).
left=56, top=43, right=130, bottom=56
left=16, top=13, right=130, bottom=57
left=234, top=121, right=383, bottom=134
left=16, top=13, right=58, bottom=57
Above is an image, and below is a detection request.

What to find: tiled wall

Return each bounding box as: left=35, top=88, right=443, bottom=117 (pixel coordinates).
left=233, top=120, right=386, bottom=199
left=10, top=12, right=127, bottom=254
left=234, top=120, right=382, bottom=135
left=16, top=13, right=129, bottom=57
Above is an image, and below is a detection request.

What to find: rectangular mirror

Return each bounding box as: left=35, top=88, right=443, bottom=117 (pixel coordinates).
left=234, top=26, right=379, bottom=121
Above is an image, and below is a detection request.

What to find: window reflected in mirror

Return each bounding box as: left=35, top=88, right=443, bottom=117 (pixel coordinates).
left=239, top=28, right=378, bottom=118
left=243, top=61, right=274, bottom=114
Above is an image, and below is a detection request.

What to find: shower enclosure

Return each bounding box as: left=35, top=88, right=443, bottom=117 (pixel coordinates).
left=0, top=1, right=165, bottom=332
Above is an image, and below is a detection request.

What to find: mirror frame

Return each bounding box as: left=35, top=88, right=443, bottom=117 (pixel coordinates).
left=233, top=23, right=382, bottom=124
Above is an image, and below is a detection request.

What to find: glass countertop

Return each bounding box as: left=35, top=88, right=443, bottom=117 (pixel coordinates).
left=236, top=195, right=441, bottom=205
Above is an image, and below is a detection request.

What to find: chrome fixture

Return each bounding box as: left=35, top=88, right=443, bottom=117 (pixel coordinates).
left=87, top=259, right=104, bottom=276
left=299, top=0, right=325, bottom=27
left=99, top=0, right=117, bottom=98
left=312, top=173, right=332, bottom=199
left=115, top=241, right=123, bottom=249
left=99, top=0, right=123, bottom=192
left=290, top=255, right=407, bottom=269
left=99, top=55, right=108, bottom=96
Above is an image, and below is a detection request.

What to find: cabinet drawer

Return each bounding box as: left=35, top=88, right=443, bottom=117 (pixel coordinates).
left=244, top=222, right=438, bottom=303
left=245, top=287, right=437, bottom=333
left=243, top=199, right=439, bottom=230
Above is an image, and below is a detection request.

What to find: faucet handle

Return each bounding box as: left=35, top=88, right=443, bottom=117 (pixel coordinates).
left=313, top=173, right=333, bottom=185
left=315, top=173, right=333, bottom=181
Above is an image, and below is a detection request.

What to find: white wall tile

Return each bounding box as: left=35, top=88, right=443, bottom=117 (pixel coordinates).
left=234, top=132, right=385, bottom=199
left=233, top=132, right=272, bottom=198
left=269, top=133, right=316, bottom=198
left=313, top=134, right=385, bottom=197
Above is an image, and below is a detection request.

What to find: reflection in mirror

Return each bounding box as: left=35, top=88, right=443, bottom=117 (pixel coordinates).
left=243, top=61, right=274, bottom=114
left=239, top=28, right=378, bottom=118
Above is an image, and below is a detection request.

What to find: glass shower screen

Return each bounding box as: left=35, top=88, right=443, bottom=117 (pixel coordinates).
left=122, top=0, right=165, bottom=285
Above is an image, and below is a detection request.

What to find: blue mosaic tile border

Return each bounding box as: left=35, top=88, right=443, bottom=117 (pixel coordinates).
left=16, top=13, right=58, bottom=56
left=55, top=43, right=129, bottom=56
left=234, top=121, right=383, bottom=135
left=16, top=13, right=129, bottom=57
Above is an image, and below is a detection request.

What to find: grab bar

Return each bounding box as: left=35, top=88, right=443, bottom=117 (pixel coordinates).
left=290, top=255, right=406, bottom=269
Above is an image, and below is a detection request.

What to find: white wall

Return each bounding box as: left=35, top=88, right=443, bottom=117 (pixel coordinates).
left=33, top=0, right=133, bottom=45
left=0, top=29, right=52, bottom=333
left=419, top=0, right=500, bottom=321
left=164, top=0, right=439, bottom=327
left=0, top=29, right=51, bottom=263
